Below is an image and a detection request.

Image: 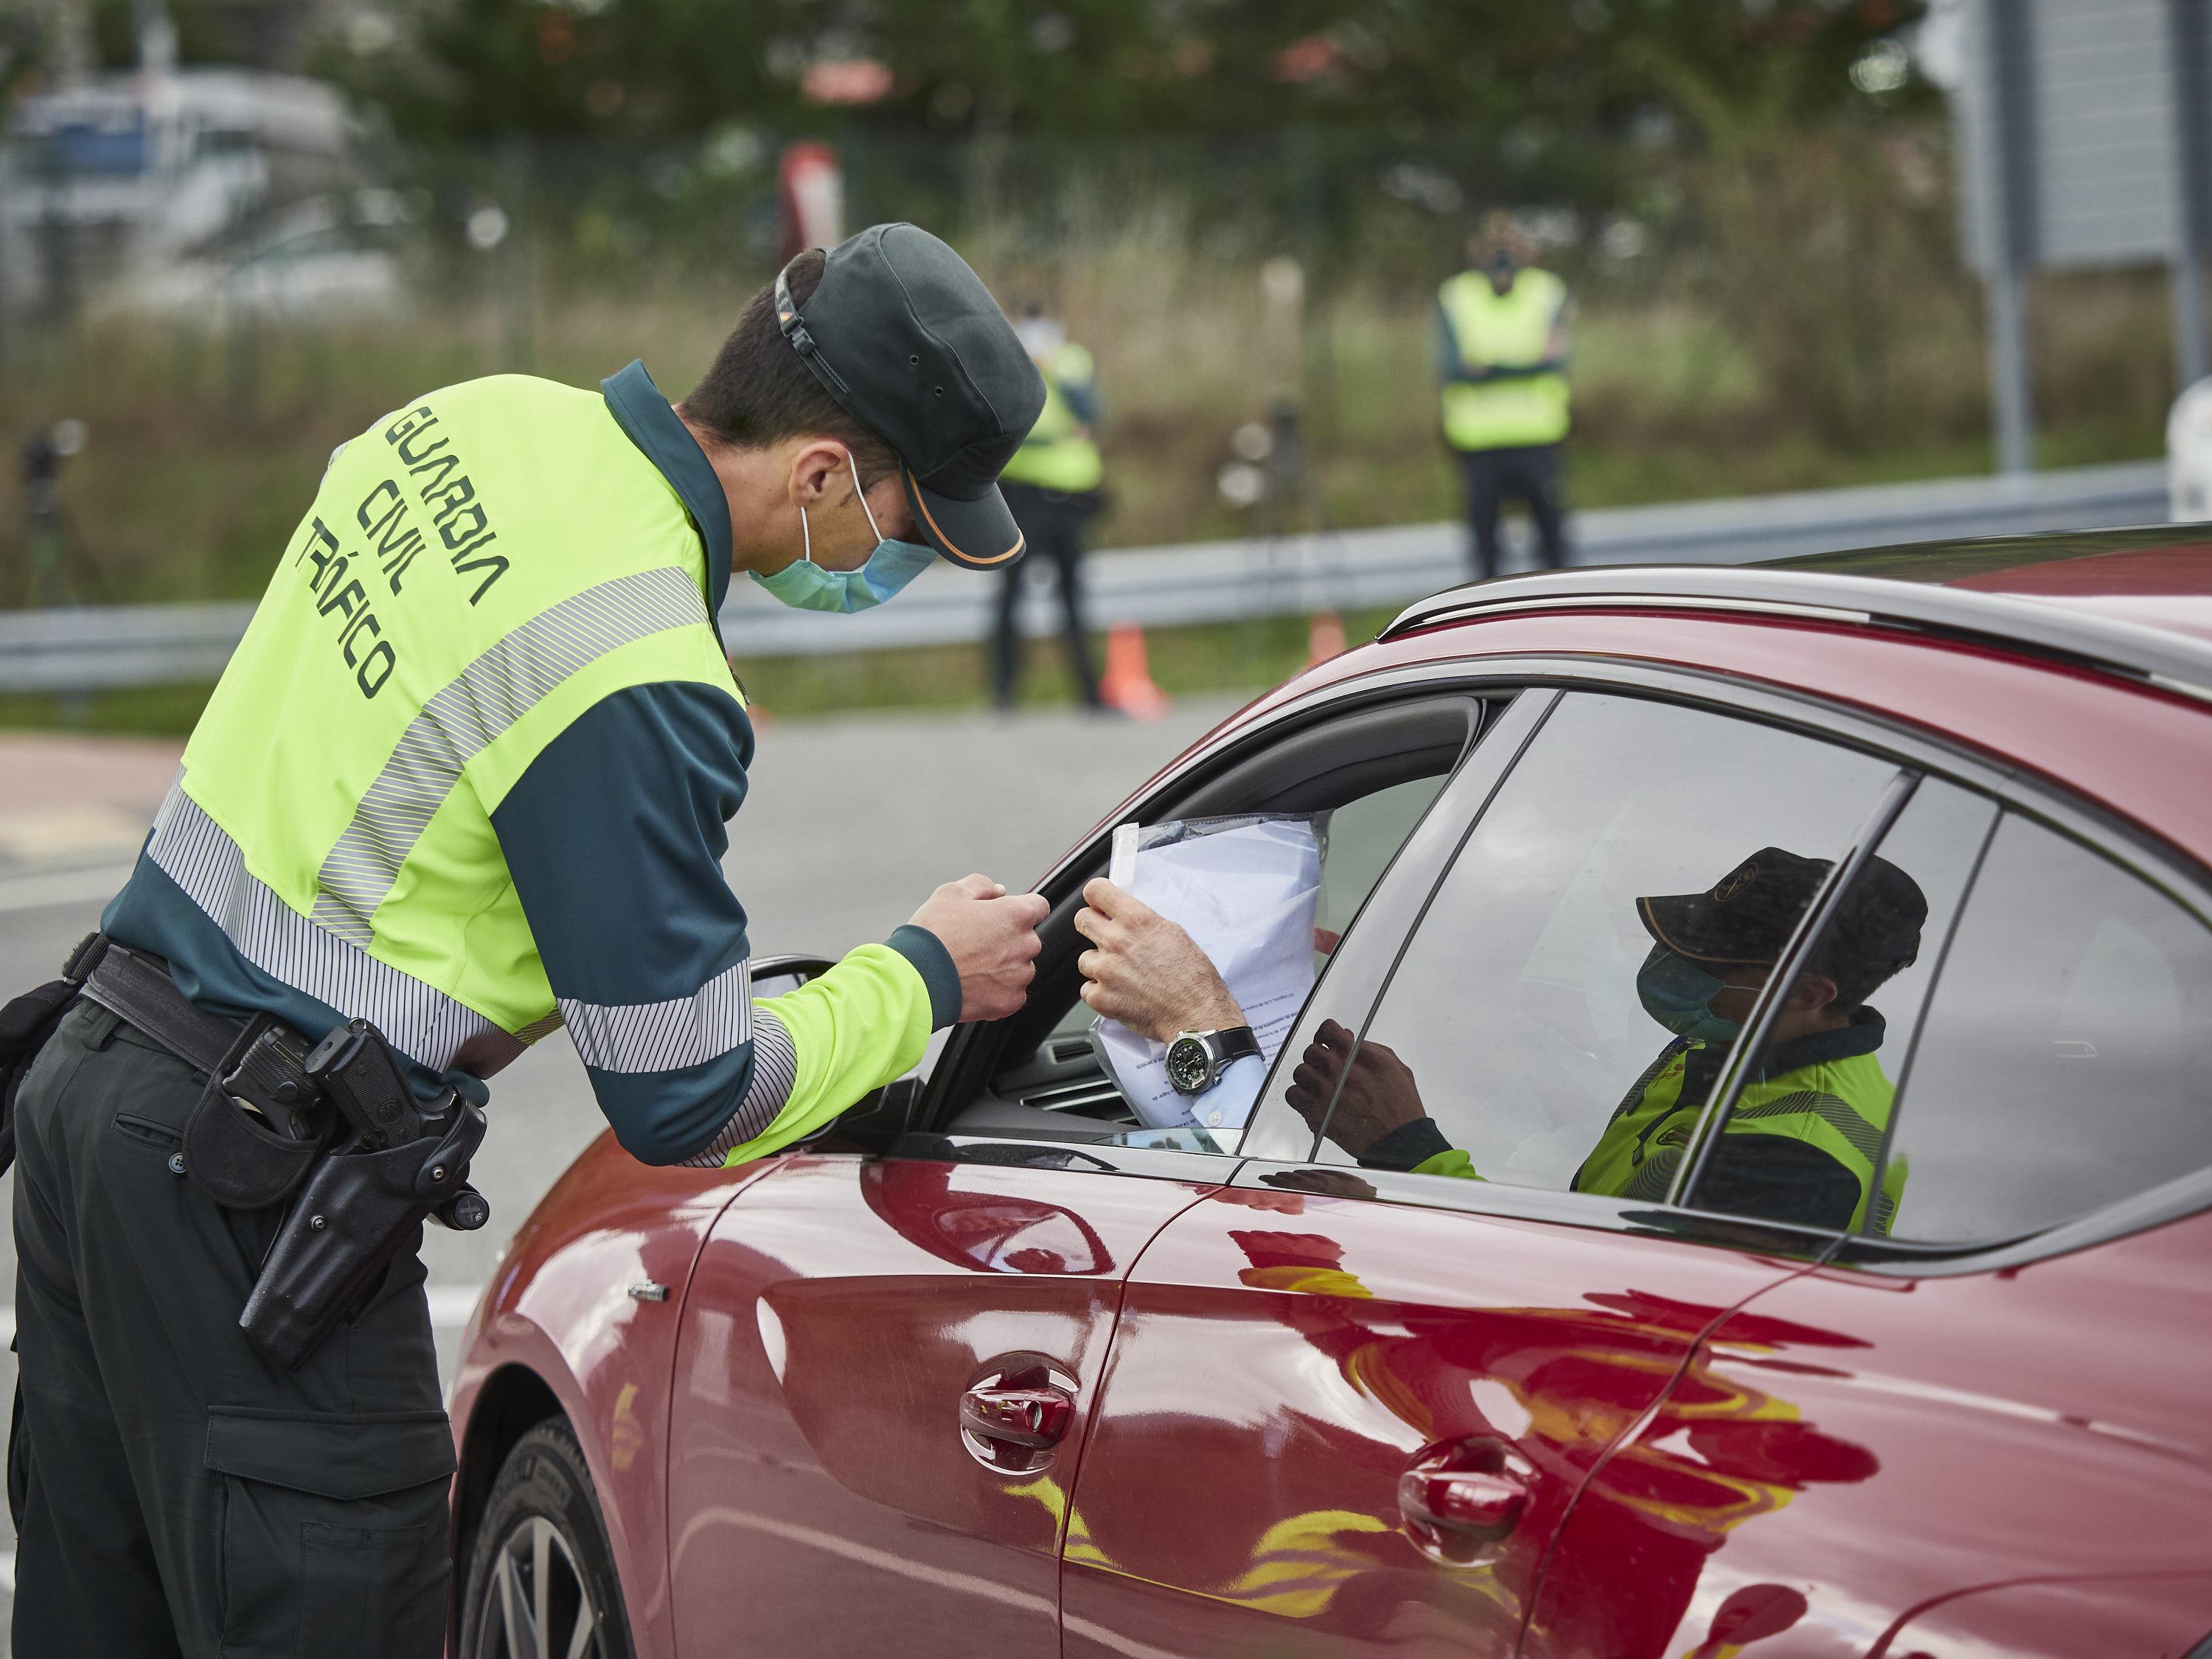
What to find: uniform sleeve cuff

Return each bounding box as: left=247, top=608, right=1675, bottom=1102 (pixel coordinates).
left=1358, top=1116, right=1455, bottom=1172
left=885, top=925, right=961, bottom=1029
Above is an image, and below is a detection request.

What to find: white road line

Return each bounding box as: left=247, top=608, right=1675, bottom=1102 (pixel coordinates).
left=0, top=863, right=136, bottom=917
left=0, top=1286, right=484, bottom=1349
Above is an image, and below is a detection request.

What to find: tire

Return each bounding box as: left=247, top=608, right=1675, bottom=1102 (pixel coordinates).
left=459, top=1419, right=636, bottom=1659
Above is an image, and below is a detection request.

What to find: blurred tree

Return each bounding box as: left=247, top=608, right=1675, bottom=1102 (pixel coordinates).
left=334, top=0, right=1924, bottom=202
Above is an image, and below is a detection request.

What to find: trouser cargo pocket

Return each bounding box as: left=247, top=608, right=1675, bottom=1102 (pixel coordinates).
left=205, top=1406, right=454, bottom=1659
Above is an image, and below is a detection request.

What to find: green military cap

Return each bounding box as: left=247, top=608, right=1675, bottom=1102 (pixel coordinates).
left=774, top=223, right=1046, bottom=568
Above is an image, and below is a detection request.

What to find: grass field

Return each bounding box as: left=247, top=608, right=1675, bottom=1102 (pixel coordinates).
left=0, top=175, right=2175, bottom=731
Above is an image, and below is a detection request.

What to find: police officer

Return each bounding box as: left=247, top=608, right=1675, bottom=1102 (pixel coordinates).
left=1079, top=847, right=1927, bottom=1235
left=991, top=302, right=1107, bottom=710
left=1289, top=848, right=1928, bottom=1231
left=9, top=223, right=1051, bottom=1656
left=1437, top=212, right=1573, bottom=579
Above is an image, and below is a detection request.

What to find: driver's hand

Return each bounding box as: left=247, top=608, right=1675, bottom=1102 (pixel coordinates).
left=908, top=875, right=1048, bottom=1023
left=1284, top=1020, right=1426, bottom=1158
left=1074, top=877, right=1244, bottom=1044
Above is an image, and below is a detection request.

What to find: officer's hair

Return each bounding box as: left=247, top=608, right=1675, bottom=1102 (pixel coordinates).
left=685, top=251, right=902, bottom=481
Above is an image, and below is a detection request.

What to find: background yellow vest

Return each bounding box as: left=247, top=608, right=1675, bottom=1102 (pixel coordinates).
left=1439, top=267, right=1571, bottom=451
left=1000, top=342, right=1104, bottom=492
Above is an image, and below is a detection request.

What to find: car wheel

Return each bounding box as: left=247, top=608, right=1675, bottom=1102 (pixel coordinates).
left=459, top=1419, right=635, bottom=1659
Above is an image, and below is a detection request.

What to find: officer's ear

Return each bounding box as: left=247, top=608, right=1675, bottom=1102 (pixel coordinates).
left=787, top=439, right=854, bottom=507
left=1783, top=971, right=1840, bottom=1015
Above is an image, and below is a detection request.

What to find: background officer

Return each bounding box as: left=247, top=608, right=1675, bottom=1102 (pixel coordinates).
left=10, top=223, right=1048, bottom=1658
left=1438, top=211, right=1573, bottom=580
left=990, top=301, right=1107, bottom=711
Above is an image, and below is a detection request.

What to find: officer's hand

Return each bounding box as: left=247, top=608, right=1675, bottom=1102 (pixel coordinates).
left=1074, top=877, right=1243, bottom=1044
left=1284, top=1019, right=1425, bottom=1157
left=908, top=875, right=1048, bottom=1023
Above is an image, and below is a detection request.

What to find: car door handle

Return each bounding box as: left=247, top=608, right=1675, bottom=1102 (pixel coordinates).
left=1399, top=1436, right=1534, bottom=1545
left=959, top=1384, right=1074, bottom=1450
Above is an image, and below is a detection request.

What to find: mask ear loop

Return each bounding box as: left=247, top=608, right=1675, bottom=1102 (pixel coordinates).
left=842, top=445, right=888, bottom=544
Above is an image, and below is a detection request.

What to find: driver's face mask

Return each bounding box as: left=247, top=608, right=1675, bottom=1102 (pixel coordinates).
left=751, top=447, right=937, bottom=614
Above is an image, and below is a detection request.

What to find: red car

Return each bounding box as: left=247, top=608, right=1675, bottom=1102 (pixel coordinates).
left=448, top=535, right=2212, bottom=1659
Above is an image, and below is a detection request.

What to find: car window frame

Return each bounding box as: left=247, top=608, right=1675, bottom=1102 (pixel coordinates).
left=1214, top=651, right=2212, bottom=1271
left=1231, top=689, right=1561, bottom=1165
left=1828, top=796, right=2212, bottom=1273
left=896, top=681, right=1521, bottom=1182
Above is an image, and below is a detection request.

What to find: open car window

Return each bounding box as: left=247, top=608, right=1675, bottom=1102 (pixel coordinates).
left=931, top=695, right=1493, bottom=1151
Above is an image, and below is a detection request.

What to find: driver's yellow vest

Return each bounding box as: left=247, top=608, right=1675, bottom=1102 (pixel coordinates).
left=999, top=342, right=1103, bottom=493
left=1439, top=268, right=1571, bottom=451
left=1419, top=1044, right=1906, bottom=1234
left=150, top=375, right=740, bottom=1068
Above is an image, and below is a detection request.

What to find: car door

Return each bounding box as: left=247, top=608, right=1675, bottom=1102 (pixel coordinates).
left=662, top=686, right=1491, bottom=1657
left=1060, top=685, right=1930, bottom=1659
left=1526, top=796, right=2212, bottom=1658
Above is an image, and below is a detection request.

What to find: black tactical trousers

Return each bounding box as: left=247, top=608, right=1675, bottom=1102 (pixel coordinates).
left=10, top=1001, right=453, bottom=1658
left=992, top=481, right=1103, bottom=709
left=1458, top=441, right=1569, bottom=580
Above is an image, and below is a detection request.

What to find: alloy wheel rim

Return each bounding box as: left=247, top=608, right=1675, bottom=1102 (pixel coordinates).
left=476, top=1513, right=604, bottom=1659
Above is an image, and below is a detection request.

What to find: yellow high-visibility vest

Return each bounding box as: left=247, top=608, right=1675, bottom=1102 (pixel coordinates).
left=1438, top=268, right=1571, bottom=451
left=1000, top=342, right=1104, bottom=493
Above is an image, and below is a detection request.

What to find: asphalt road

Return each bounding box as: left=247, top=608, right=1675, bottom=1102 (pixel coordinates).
left=0, top=692, right=1241, bottom=1645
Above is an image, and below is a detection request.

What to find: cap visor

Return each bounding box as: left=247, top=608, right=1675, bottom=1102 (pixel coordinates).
left=1635, top=894, right=1776, bottom=966
left=902, top=469, right=1027, bottom=569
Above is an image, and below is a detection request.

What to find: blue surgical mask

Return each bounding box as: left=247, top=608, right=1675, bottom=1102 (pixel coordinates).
left=751, top=447, right=936, bottom=613
left=1635, top=945, right=1745, bottom=1047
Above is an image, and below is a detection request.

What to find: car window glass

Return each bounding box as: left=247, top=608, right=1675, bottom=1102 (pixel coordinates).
left=1287, top=692, right=1897, bottom=1201
left=1870, top=813, right=2212, bottom=1242
left=1237, top=692, right=1557, bottom=1165
left=1679, top=778, right=1995, bottom=1235
left=1312, top=778, right=1445, bottom=961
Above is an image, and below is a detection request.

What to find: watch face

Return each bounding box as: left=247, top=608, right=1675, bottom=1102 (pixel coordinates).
left=1165, top=1036, right=1211, bottom=1094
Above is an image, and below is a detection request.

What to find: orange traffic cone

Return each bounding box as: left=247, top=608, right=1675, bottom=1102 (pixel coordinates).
left=1099, top=622, right=1169, bottom=720
left=1306, top=611, right=1346, bottom=668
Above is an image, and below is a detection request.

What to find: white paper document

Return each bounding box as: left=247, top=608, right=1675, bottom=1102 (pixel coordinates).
left=1092, top=815, right=1323, bottom=1130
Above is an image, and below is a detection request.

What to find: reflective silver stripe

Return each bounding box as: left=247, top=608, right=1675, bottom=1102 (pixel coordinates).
left=312, top=565, right=710, bottom=945
left=560, top=959, right=752, bottom=1075
left=1731, top=1090, right=1885, bottom=1164
left=681, top=1007, right=798, bottom=1167
left=146, top=779, right=495, bottom=1071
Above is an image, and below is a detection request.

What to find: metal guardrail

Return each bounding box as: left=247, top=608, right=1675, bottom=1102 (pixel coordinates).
left=0, top=460, right=2171, bottom=693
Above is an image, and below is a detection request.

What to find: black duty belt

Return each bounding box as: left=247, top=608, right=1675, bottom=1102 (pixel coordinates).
left=78, top=937, right=333, bottom=1203
left=58, top=934, right=491, bottom=1370
left=85, top=941, right=255, bottom=1078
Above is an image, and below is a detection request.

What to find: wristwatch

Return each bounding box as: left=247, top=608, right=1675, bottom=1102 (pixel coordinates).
left=1165, top=1026, right=1262, bottom=1096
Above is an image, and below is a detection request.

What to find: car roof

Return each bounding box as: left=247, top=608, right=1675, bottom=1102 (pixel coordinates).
left=1381, top=526, right=2212, bottom=703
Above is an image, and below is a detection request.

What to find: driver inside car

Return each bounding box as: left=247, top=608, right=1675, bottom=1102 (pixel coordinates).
left=1079, top=848, right=1926, bottom=1234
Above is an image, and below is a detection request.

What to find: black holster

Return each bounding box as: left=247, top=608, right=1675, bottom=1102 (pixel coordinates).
left=241, top=1098, right=487, bottom=1371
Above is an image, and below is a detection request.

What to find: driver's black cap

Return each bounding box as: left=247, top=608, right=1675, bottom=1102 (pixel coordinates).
left=774, top=223, right=1045, bottom=568
left=1638, top=846, right=1927, bottom=973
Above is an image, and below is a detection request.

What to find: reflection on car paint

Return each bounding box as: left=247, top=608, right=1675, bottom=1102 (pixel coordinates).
left=1063, top=1186, right=1818, bottom=1655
